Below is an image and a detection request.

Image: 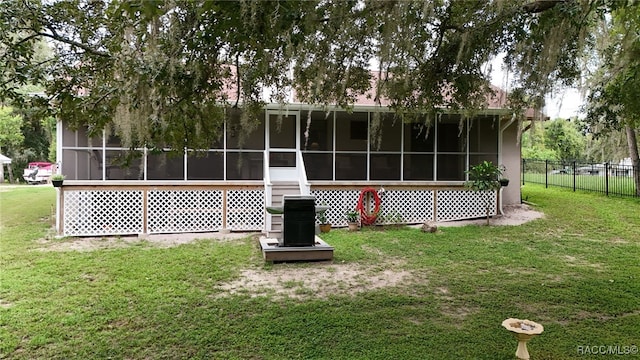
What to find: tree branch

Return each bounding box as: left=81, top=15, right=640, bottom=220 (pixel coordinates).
left=234, top=53, right=240, bottom=108
left=37, top=29, right=110, bottom=58
left=522, top=0, right=565, bottom=14
left=16, top=1, right=108, bottom=57
left=0, top=57, right=57, bottom=88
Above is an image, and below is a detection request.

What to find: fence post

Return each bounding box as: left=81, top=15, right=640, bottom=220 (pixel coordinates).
left=522, top=158, right=526, bottom=186
left=631, top=164, right=640, bottom=197
left=545, top=160, right=548, bottom=188
left=605, top=162, right=609, bottom=196
left=636, top=164, right=639, bottom=197
left=573, top=160, right=576, bottom=192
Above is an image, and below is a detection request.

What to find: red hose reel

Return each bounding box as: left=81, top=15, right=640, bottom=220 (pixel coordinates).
left=355, top=187, right=381, bottom=225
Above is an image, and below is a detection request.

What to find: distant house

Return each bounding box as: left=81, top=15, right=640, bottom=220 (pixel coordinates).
left=0, top=154, right=11, bottom=183
left=55, top=83, right=524, bottom=237
left=576, top=164, right=606, bottom=176
left=615, top=158, right=634, bottom=177
left=575, top=159, right=635, bottom=177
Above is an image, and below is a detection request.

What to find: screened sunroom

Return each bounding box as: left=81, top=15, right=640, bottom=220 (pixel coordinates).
left=60, top=108, right=500, bottom=182
left=55, top=105, right=520, bottom=237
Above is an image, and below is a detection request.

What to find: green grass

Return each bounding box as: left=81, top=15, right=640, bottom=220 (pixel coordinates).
left=1, top=184, right=639, bottom=359
left=524, top=173, right=638, bottom=197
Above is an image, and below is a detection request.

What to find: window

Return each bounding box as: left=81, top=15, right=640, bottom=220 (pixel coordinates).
left=370, top=113, right=401, bottom=180
left=104, top=150, right=144, bottom=180
left=300, top=111, right=333, bottom=151
left=302, top=153, right=333, bottom=180
left=370, top=154, right=401, bottom=180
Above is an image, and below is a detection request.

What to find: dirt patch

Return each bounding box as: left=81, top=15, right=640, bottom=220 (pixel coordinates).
left=429, top=203, right=544, bottom=227
left=563, top=254, right=605, bottom=271
left=0, top=299, right=13, bottom=309
left=37, top=231, right=258, bottom=252
left=213, top=260, right=416, bottom=300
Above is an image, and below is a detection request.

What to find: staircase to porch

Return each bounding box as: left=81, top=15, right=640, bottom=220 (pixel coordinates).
left=266, top=181, right=301, bottom=238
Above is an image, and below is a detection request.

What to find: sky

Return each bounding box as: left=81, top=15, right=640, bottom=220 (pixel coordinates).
left=489, top=55, right=585, bottom=119
left=544, top=88, right=584, bottom=120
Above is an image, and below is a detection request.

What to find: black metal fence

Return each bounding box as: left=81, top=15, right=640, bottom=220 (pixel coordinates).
left=522, top=159, right=640, bottom=198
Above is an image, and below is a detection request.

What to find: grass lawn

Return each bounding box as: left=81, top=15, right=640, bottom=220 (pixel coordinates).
left=1, top=184, right=639, bottom=359
left=523, top=173, right=638, bottom=197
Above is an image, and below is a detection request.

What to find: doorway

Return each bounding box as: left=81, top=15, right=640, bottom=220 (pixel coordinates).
left=267, top=111, right=299, bottom=181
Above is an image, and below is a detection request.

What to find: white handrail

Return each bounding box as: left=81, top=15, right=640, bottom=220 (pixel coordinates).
left=263, top=150, right=271, bottom=187
left=297, top=150, right=310, bottom=195
left=263, top=150, right=272, bottom=233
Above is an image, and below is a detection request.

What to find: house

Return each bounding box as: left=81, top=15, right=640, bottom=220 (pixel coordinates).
left=55, top=85, right=522, bottom=237
left=576, top=164, right=606, bottom=176
left=575, top=159, right=635, bottom=178
left=0, top=153, right=12, bottom=184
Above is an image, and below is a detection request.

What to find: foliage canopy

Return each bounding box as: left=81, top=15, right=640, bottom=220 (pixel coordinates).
left=0, top=107, right=24, bottom=151
left=465, top=160, right=504, bottom=225
left=583, top=3, right=640, bottom=194
left=543, top=119, right=586, bottom=162
left=0, top=0, right=626, bottom=151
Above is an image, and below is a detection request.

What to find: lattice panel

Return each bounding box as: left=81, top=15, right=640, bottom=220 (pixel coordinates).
left=226, top=189, right=264, bottom=230
left=373, top=190, right=434, bottom=225
left=148, top=190, right=223, bottom=234
left=63, top=190, right=143, bottom=236
left=436, top=190, right=496, bottom=221
left=311, top=189, right=360, bottom=227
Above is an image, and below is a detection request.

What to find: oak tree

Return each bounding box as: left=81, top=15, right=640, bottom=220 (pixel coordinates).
left=0, top=0, right=614, bottom=153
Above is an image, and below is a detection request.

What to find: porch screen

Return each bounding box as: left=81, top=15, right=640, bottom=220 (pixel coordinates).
left=469, top=116, right=499, bottom=167
left=148, top=152, right=184, bottom=180
left=335, top=111, right=367, bottom=180
left=102, top=150, right=144, bottom=180
left=187, top=151, right=224, bottom=180
left=370, top=113, right=401, bottom=180
left=60, top=123, right=104, bottom=180
left=226, top=152, right=263, bottom=180
left=61, top=111, right=500, bottom=182
left=300, top=111, right=333, bottom=180
left=404, top=122, right=435, bottom=180
left=436, top=116, right=466, bottom=181
left=226, top=110, right=264, bottom=180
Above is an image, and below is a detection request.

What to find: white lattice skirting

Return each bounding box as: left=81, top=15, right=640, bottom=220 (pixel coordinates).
left=64, top=190, right=144, bottom=236
left=62, top=188, right=264, bottom=236
left=147, top=190, right=224, bottom=234
left=311, top=189, right=495, bottom=227
left=61, top=186, right=495, bottom=236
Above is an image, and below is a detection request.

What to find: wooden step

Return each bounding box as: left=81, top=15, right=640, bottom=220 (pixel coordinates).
left=260, top=236, right=334, bottom=262
left=267, top=182, right=304, bottom=233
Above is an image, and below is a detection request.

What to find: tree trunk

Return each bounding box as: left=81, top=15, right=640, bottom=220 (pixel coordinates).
left=486, top=205, right=490, bottom=226
left=7, top=164, right=15, bottom=184
left=625, top=125, right=640, bottom=196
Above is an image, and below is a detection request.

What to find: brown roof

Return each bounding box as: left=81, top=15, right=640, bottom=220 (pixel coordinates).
left=224, top=67, right=544, bottom=117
